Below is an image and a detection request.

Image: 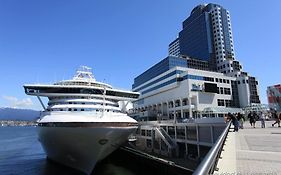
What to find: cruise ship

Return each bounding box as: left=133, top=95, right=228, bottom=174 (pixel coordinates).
left=23, top=66, right=139, bottom=174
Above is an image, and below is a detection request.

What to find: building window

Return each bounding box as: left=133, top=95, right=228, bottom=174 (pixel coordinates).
left=147, top=130, right=152, bottom=137
left=218, top=99, right=225, bottom=106
left=224, top=88, right=231, bottom=95
left=225, top=100, right=231, bottom=107
left=141, top=130, right=146, bottom=136
left=220, top=87, right=224, bottom=94
left=146, top=139, right=152, bottom=148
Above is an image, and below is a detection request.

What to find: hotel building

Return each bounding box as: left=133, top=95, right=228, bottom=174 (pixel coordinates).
left=131, top=3, right=260, bottom=120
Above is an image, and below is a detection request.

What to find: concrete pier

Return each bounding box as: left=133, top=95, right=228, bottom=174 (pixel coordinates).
left=216, top=121, right=281, bottom=174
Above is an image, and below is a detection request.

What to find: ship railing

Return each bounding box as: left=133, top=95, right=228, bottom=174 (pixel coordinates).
left=192, top=121, right=232, bottom=175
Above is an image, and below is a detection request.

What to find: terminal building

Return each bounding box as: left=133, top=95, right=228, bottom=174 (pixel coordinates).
left=131, top=3, right=260, bottom=120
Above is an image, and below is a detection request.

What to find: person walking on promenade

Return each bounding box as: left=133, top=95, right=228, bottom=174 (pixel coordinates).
left=260, top=112, right=266, bottom=128
left=248, top=112, right=256, bottom=128
left=228, top=112, right=239, bottom=132
left=271, top=111, right=280, bottom=127
left=237, top=113, right=245, bottom=129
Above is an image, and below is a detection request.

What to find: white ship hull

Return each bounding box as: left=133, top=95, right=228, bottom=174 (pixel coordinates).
left=38, top=123, right=137, bottom=174
left=23, top=66, right=140, bottom=174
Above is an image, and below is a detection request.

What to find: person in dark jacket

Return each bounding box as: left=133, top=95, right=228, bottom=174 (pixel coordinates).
left=248, top=112, right=256, bottom=128
left=272, top=111, right=280, bottom=127
left=237, top=113, right=245, bottom=129
left=228, top=112, right=239, bottom=132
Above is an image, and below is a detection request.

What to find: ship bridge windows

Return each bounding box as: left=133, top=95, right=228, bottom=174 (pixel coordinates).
left=54, top=81, right=112, bottom=89
left=26, top=86, right=138, bottom=99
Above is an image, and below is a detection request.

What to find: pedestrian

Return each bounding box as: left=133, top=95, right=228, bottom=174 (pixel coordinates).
left=265, top=113, right=269, bottom=121
left=248, top=112, right=256, bottom=128
left=260, top=112, right=265, bottom=128
left=271, top=111, right=280, bottom=127
left=237, top=113, right=244, bottom=129
left=228, top=112, right=239, bottom=132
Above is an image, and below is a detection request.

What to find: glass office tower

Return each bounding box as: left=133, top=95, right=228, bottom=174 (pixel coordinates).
left=169, top=3, right=236, bottom=72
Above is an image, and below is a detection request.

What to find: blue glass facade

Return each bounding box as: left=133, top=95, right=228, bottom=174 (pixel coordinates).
left=132, top=56, right=187, bottom=89
left=171, top=3, right=232, bottom=67
left=179, top=12, right=213, bottom=61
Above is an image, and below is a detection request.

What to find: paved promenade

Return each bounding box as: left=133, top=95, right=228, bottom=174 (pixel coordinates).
left=216, top=120, right=281, bottom=175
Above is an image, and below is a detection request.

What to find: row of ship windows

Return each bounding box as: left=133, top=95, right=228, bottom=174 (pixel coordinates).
left=54, top=82, right=110, bottom=88
left=48, top=102, right=118, bottom=107
left=50, top=96, right=98, bottom=100
left=47, top=108, right=120, bottom=112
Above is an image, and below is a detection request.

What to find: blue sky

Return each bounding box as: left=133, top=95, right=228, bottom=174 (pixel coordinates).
left=0, top=0, right=280, bottom=109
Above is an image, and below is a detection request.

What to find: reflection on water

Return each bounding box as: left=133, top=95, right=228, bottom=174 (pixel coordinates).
left=0, top=126, right=191, bottom=175
left=0, top=127, right=141, bottom=175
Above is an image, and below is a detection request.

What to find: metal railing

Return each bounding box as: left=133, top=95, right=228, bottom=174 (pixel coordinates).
left=193, top=121, right=232, bottom=175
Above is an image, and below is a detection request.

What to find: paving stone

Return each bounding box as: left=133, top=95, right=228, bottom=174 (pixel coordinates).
left=236, top=121, right=281, bottom=175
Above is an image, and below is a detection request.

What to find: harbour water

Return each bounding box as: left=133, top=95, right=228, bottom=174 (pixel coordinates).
left=0, top=126, right=169, bottom=175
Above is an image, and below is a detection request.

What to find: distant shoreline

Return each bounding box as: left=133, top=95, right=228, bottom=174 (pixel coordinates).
left=0, top=120, right=37, bottom=127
